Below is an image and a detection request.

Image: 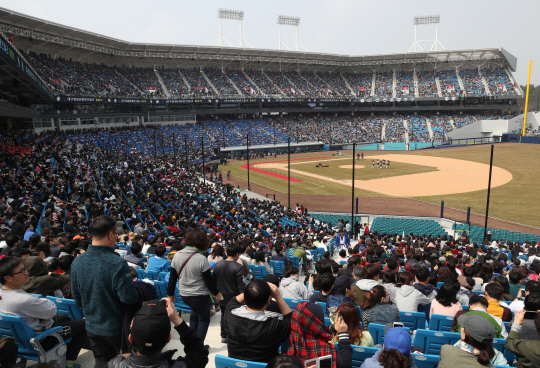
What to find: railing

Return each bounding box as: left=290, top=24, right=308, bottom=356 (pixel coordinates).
left=445, top=136, right=501, bottom=146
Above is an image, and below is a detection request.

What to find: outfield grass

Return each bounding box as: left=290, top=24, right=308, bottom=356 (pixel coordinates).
left=220, top=144, right=540, bottom=228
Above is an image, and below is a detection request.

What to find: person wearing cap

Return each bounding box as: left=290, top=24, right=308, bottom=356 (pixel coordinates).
left=327, top=275, right=357, bottom=318
left=108, top=298, right=209, bottom=368
left=72, top=215, right=141, bottom=368
left=360, top=327, right=415, bottom=368
left=505, top=309, right=540, bottom=368
left=440, top=313, right=507, bottom=367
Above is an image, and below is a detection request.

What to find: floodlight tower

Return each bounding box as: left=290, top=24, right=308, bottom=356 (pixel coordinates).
left=408, top=15, right=445, bottom=52
left=276, top=15, right=307, bottom=51
left=217, top=9, right=251, bottom=48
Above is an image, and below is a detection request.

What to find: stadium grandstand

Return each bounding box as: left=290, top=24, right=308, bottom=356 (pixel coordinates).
left=2, top=6, right=540, bottom=368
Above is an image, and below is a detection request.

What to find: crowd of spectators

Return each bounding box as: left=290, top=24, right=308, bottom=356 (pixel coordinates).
left=395, top=72, right=414, bottom=98
left=438, top=70, right=462, bottom=97
left=182, top=69, right=218, bottom=98
left=383, top=114, right=407, bottom=142
left=460, top=69, right=486, bottom=97
left=283, top=72, right=319, bottom=97
left=118, top=66, right=166, bottom=98
left=224, top=70, right=262, bottom=97
left=430, top=115, right=454, bottom=143
left=159, top=69, right=191, bottom=99
left=407, top=114, right=432, bottom=143
left=318, top=72, right=354, bottom=97
left=204, top=69, right=241, bottom=97
left=342, top=72, right=373, bottom=98
left=244, top=70, right=284, bottom=96
left=416, top=71, right=439, bottom=98
left=374, top=72, right=393, bottom=98
left=484, top=68, right=517, bottom=96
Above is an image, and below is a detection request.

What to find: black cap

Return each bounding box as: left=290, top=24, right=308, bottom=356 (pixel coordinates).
left=130, top=300, right=171, bottom=350
left=334, top=275, right=355, bottom=292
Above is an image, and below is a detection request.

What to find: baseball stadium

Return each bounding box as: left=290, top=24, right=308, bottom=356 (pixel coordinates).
left=0, top=3, right=539, bottom=368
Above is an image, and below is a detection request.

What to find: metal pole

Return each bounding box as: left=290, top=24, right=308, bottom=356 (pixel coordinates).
left=185, top=135, right=188, bottom=171
left=154, top=129, right=156, bottom=158
left=484, top=144, right=494, bottom=241
left=288, top=137, right=291, bottom=209
left=351, top=143, right=356, bottom=227
left=202, top=137, right=205, bottom=185
left=246, top=134, right=250, bottom=190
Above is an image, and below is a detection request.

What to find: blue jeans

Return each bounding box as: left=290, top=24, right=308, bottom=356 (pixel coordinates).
left=181, top=294, right=212, bottom=342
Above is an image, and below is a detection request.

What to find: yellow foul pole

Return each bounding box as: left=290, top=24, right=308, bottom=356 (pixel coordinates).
left=522, top=60, right=533, bottom=136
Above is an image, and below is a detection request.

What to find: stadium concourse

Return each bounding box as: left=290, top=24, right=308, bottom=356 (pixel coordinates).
left=0, top=129, right=540, bottom=368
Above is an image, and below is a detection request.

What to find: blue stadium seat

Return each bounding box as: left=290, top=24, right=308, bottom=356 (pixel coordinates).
left=335, top=343, right=380, bottom=368
left=317, top=247, right=325, bottom=258
left=414, top=330, right=460, bottom=355
left=428, top=314, right=455, bottom=331
left=437, top=282, right=444, bottom=288
left=324, top=317, right=332, bottom=327
left=503, top=322, right=510, bottom=333
left=283, top=297, right=304, bottom=310
left=0, top=314, right=71, bottom=367
left=462, top=305, right=470, bottom=311
left=215, top=355, right=266, bottom=368
left=136, top=269, right=161, bottom=281
left=400, top=311, right=426, bottom=331
left=289, top=256, right=301, bottom=272
left=153, top=281, right=167, bottom=299
left=159, top=272, right=169, bottom=281
left=368, top=324, right=410, bottom=345
left=411, top=353, right=440, bottom=368
left=315, top=301, right=327, bottom=313
left=417, top=303, right=431, bottom=322
left=173, top=289, right=192, bottom=313
left=249, top=264, right=268, bottom=280
left=46, top=297, right=84, bottom=320
left=340, top=260, right=347, bottom=266
left=269, top=260, right=285, bottom=277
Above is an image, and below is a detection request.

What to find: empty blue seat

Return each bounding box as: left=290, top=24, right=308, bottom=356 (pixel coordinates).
left=414, top=330, right=460, bottom=355
left=250, top=264, right=268, bottom=280
left=0, top=314, right=70, bottom=367
left=283, top=297, right=304, bottom=310
left=437, top=282, right=444, bottom=288
left=289, top=256, right=300, bottom=269
left=428, top=314, right=455, bottom=331
left=46, top=297, right=84, bottom=320
left=159, top=272, right=169, bottom=282
left=173, top=289, right=192, bottom=313
left=368, top=324, right=411, bottom=345
left=315, top=301, right=327, bottom=313
left=269, top=260, right=285, bottom=277
left=411, top=353, right=440, bottom=368
left=153, top=281, right=167, bottom=299
left=136, top=269, right=161, bottom=281
left=324, top=317, right=332, bottom=327
left=317, top=247, right=325, bottom=258
left=215, top=355, right=266, bottom=368
left=400, top=311, right=426, bottom=331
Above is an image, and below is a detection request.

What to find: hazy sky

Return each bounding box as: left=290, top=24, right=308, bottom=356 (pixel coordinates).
left=1, top=0, right=538, bottom=84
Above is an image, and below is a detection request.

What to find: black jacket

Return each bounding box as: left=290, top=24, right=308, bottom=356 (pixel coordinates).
left=225, top=296, right=291, bottom=363
left=212, top=259, right=245, bottom=305
left=108, top=321, right=208, bottom=368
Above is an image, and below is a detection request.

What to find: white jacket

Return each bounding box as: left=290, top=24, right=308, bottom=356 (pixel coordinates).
left=279, top=276, right=314, bottom=300
left=395, top=285, right=431, bottom=312
left=356, top=278, right=380, bottom=292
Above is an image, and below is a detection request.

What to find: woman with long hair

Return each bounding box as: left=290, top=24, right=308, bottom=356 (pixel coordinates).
left=329, top=303, right=373, bottom=347
left=381, top=270, right=398, bottom=305
left=478, top=263, right=493, bottom=284
left=439, top=314, right=507, bottom=367
left=251, top=249, right=271, bottom=272
left=360, top=327, right=416, bottom=368
left=360, top=285, right=400, bottom=329
left=429, top=281, right=463, bottom=318
left=394, top=272, right=431, bottom=313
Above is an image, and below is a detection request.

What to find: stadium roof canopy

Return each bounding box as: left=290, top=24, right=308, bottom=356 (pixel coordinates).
left=0, top=7, right=518, bottom=71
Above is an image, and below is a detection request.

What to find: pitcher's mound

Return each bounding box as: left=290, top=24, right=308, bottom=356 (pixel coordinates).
left=339, top=165, right=365, bottom=169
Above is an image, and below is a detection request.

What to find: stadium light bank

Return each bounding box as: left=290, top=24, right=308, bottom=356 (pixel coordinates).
left=409, top=15, right=445, bottom=52
left=217, top=8, right=251, bottom=48
left=276, top=15, right=307, bottom=51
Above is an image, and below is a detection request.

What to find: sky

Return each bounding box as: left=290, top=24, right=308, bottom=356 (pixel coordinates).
left=1, top=0, right=538, bottom=85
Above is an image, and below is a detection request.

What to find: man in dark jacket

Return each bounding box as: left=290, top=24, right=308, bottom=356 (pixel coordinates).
left=271, top=244, right=291, bottom=267
left=225, top=279, right=292, bottom=363
left=213, top=242, right=246, bottom=342
left=108, top=298, right=208, bottom=368
left=72, top=215, right=140, bottom=368
left=413, top=266, right=438, bottom=301
left=10, top=215, right=25, bottom=238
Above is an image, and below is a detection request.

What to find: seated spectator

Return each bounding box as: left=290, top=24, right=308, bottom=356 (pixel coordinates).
left=279, top=265, right=314, bottom=300
left=252, top=249, right=271, bottom=273
left=355, top=264, right=381, bottom=304
left=7, top=247, right=32, bottom=263
left=484, top=282, right=513, bottom=322
left=0, top=256, right=87, bottom=362
left=509, top=280, right=540, bottom=313
left=327, top=275, right=357, bottom=317
left=360, top=327, right=414, bottom=368
left=108, top=298, right=208, bottom=368
left=505, top=309, right=540, bottom=368
left=509, top=271, right=525, bottom=299
left=395, top=272, right=431, bottom=313
left=271, top=244, right=291, bottom=266
left=124, top=243, right=145, bottom=269
left=439, top=314, right=505, bottom=367
left=361, top=284, right=400, bottom=329
left=146, top=245, right=169, bottom=273
left=309, top=272, right=335, bottom=303
left=225, top=279, right=292, bottom=363
left=288, top=302, right=352, bottom=368
left=381, top=270, right=399, bottom=305
left=329, top=302, right=373, bottom=347
left=457, top=275, right=476, bottom=302
left=21, top=256, right=70, bottom=297
left=451, top=295, right=507, bottom=338
left=413, top=266, right=437, bottom=301
left=509, top=293, right=540, bottom=341
left=492, top=275, right=513, bottom=301
left=23, top=223, right=37, bottom=241
left=430, top=281, right=463, bottom=318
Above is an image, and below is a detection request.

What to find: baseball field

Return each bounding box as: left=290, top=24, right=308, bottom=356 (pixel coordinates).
left=219, top=143, right=540, bottom=232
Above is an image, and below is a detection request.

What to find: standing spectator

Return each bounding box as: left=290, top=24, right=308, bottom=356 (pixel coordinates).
left=505, top=309, right=540, bottom=368
left=71, top=215, right=140, bottom=368
left=167, top=228, right=221, bottom=346
left=212, top=242, right=246, bottom=343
